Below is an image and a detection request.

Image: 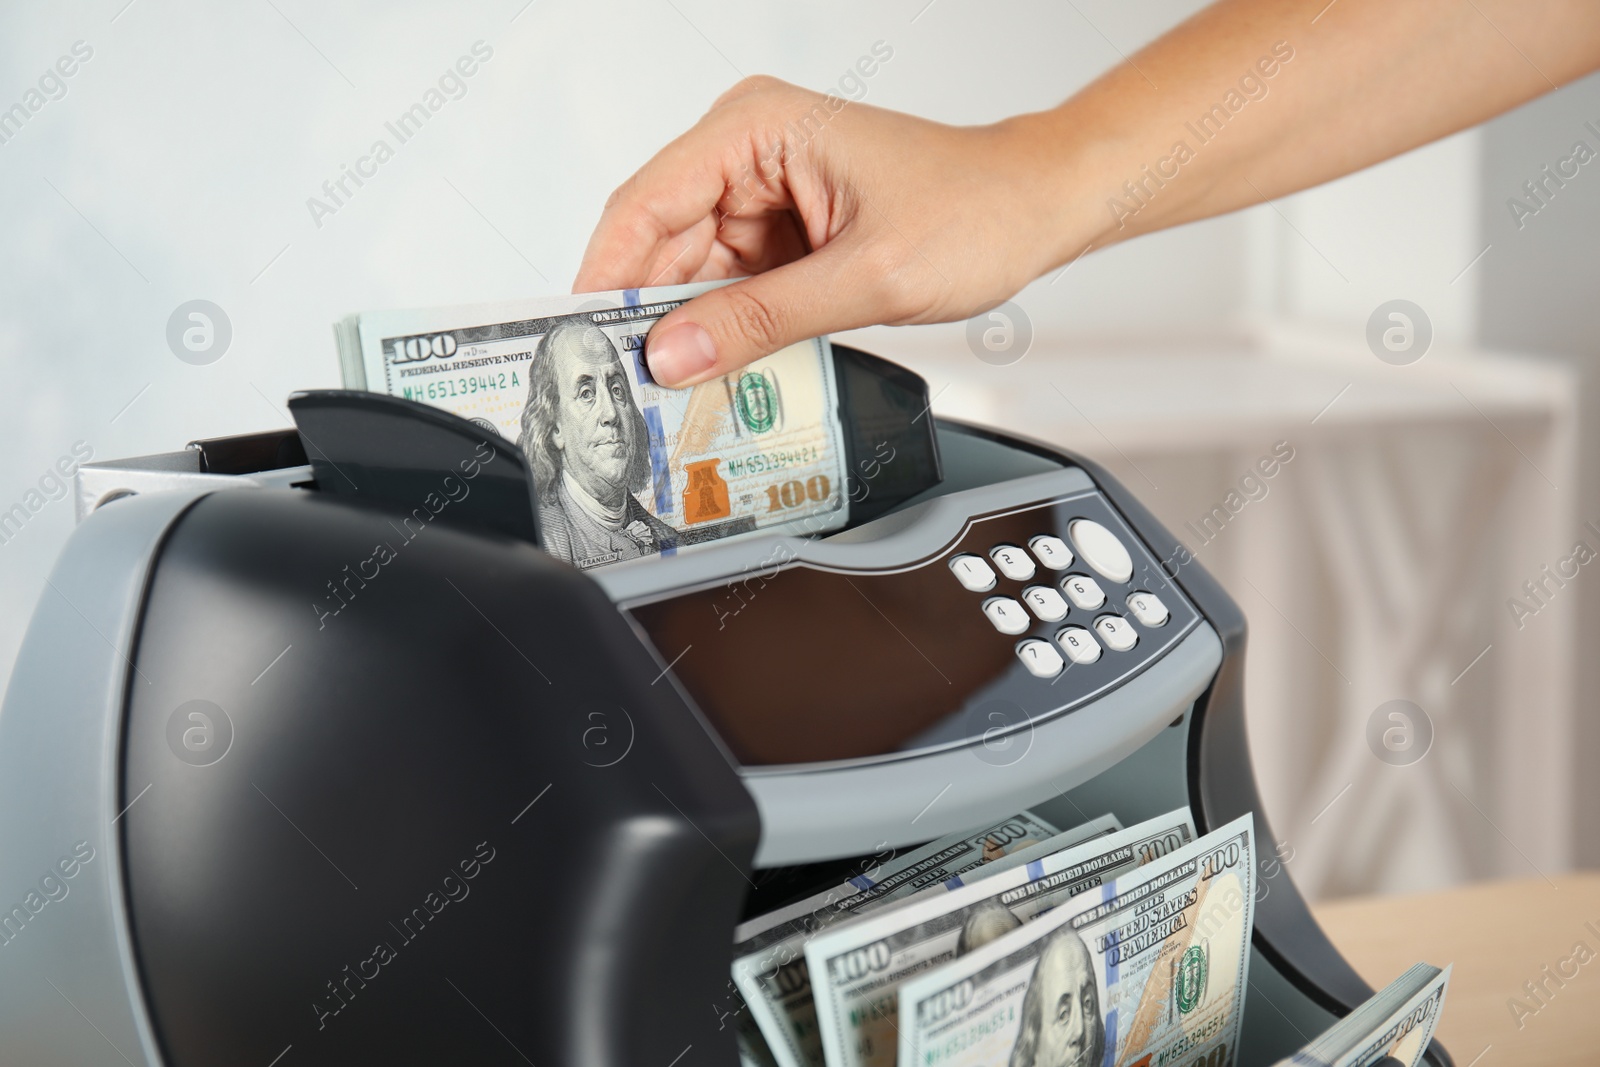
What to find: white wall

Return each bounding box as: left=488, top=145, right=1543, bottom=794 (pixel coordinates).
left=1261, top=130, right=1483, bottom=341
left=1478, top=71, right=1600, bottom=868
left=0, top=0, right=1234, bottom=688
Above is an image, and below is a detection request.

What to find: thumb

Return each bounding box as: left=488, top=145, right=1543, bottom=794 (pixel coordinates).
left=643, top=242, right=879, bottom=387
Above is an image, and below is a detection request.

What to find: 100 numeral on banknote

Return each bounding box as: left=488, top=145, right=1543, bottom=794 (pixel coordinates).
left=337, top=281, right=849, bottom=571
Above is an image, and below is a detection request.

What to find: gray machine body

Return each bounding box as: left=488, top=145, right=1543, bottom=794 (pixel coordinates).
left=0, top=491, right=190, bottom=1067
left=0, top=420, right=1429, bottom=1066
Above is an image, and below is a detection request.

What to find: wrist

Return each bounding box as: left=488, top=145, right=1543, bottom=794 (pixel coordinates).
left=987, top=108, right=1119, bottom=278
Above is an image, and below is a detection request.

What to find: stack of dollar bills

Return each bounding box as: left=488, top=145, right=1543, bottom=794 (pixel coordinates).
left=730, top=808, right=1450, bottom=1067
left=1272, top=964, right=1450, bottom=1067
left=335, top=280, right=849, bottom=572
left=732, top=811, right=1126, bottom=1067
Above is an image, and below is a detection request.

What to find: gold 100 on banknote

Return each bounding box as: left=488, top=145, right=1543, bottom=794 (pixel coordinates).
left=336, top=280, right=850, bottom=571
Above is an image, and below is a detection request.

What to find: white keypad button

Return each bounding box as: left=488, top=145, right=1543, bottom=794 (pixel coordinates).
left=1094, top=614, right=1139, bottom=652
left=1061, top=574, right=1106, bottom=610
left=1015, top=639, right=1064, bottom=678
left=1028, top=535, right=1074, bottom=571
left=1055, top=626, right=1102, bottom=665
left=949, top=553, right=997, bottom=592
left=989, top=544, right=1035, bottom=581
left=1069, top=519, right=1134, bottom=583
left=1021, top=585, right=1069, bottom=622
left=1126, top=591, right=1170, bottom=627
left=982, top=597, right=1031, bottom=635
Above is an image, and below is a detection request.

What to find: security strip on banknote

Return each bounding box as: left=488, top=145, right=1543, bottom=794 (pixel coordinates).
left=336, top=280, right=849, bottom=571
left=898, top=813, right=1256, bottom=1067
left=806, top=809, right=1195, bottom=1067
left=732, top=812, right=1123, bottom=1067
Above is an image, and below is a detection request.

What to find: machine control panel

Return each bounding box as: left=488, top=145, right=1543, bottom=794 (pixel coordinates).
left=622, top=478, right=1200, bottom=771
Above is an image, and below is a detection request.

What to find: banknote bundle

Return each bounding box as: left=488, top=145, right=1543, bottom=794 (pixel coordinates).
left=1273, top=963, right=1450, bottom=1067
left=336, top=280, right=849, bottom=571
left=734, top=807, right=1453, bottom=1067
left=732, top=811, right=1121, bottom=1067
left=895, top=813, right=1251, bottom=1067
left=806, top=809, right=1198, bottom=1067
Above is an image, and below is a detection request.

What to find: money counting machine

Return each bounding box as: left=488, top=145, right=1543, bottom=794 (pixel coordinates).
left=0, top=344, right=1447, bottom=1066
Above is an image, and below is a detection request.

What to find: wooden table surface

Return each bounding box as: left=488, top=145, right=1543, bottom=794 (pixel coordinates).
left=1313, top=873, right=1600, bottom=1067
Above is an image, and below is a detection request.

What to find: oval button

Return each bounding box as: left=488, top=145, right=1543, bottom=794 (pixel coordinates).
left=1028, top=535, right=1073, bottom=570
left=1016, top=638, right=1064, bottom=678
left=1126, top=591, right=1170, bottom=627
left=949, top=553, right=997, bottom=592
left=1061, top=574, right=1105, bottom=611
left=1093, top=614, right=1139, bottom=652
left=989, top=544, right=1036, bottom=582
left=1069, top=519, right=1133, bottom=583
left=982, top=597, right=1031, bottom=635
left=1055, top=626, right=1102, bottom=664
left=1021, top=585, right=1069, bottom=622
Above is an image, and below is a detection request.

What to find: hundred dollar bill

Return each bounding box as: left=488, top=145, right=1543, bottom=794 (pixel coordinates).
left=732, top=811, right=1103, bottom=1067
left=807, top=809, right=1196, bottom=1067
left=335, top=280, right=848, bottom=571
left=899, top=813, right=1256, bottom=1067
left=1277, top=963, right=1449, bottom=1067
left=938, top=819, right=1130, bottom=893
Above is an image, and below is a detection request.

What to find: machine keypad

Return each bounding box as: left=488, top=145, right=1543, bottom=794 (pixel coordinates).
left=982, top=597, right=1031, bottom=635
left=1061, top=574, right=1106, bottom=610
left=1021, top=585, right=1069, bottom=621
left=1093, top=614, right=1139, bottom=652
left=1056, top=626, right=1102, bottom=664
left=1069, top=519, right=1134, bottom=583
left=1028, top=534, right=1073, bottom=570
left=1015, top=638, right=1065, bottom=678
left=1126, top=591, right=1169, bottom=627
left=949, top=553, right=998, bottom=592
left=989, top=544, right=1035, bottom=581
left=951, top=515, right=1183, bottom=676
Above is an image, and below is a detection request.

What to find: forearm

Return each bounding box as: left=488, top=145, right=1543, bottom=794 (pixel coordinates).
left=580, top=0, right=1600, bottom=382
left=1012, top=0, right=1600, bottom=269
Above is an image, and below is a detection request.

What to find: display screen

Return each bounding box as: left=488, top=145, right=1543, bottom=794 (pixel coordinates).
left=625, top=495, right=1196, bottom=768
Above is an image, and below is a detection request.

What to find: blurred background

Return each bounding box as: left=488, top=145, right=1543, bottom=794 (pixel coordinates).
left=0, top=0, right=1593, bottom=904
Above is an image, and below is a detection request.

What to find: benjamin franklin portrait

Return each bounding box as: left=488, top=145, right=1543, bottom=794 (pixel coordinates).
left=516, top=320, right=675, bottom=568
left=1008, top=927, right=1104, bottom=1067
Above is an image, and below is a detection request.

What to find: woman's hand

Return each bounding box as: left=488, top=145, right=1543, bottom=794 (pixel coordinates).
left=578, top=1, right=1600, bottom=389
left=574, top=76, right=1071, bottom=387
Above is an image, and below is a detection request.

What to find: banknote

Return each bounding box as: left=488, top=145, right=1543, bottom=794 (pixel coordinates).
left=938, top=818, right=1131, bottom=893
left=807, top=809, right=1195, bottom=1067
left=738, top=1013, right=781, bottom=1067
left=1278, top=963, right=1449, bottom=1067
left=898, top=813, right=1256, bottom=1067
left=736, top=812, right=1113, bottom=1067
left=335, top=281, right=848, bottom=571
left=732, top=811, right=1105, bottom=1067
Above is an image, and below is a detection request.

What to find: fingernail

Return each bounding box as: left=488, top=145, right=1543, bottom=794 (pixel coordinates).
left=647, top=322, right=717, bottom=386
